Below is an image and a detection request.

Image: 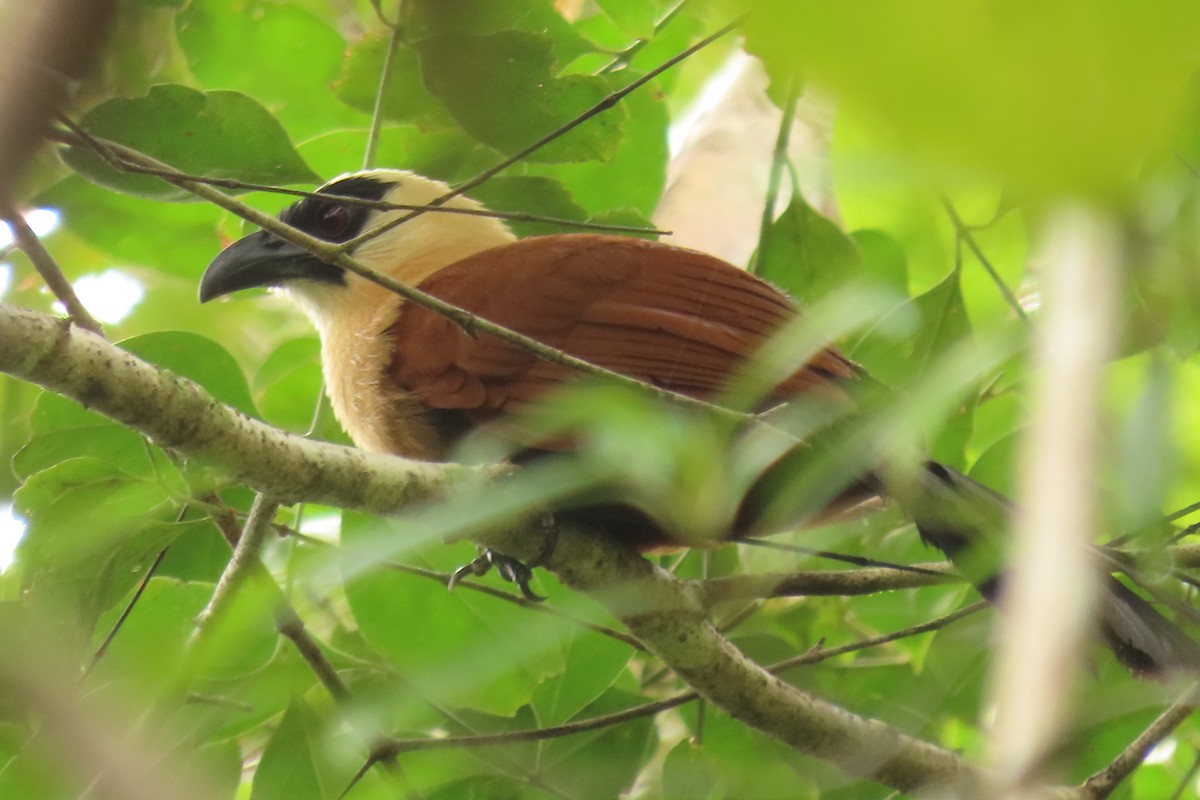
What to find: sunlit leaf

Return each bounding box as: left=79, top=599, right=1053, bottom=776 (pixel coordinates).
left=62, top=85, right=318, bottom=200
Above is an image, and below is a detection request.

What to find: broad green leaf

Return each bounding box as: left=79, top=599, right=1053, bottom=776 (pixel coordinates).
left=850, top=228, right=908, bottom=295
left=37, top=176, right=224, bottom=273
left=523, top=72, right=668, bottom=216
left=63, top=85, right=318, bottom=200
left=851, top=267, right=971, bottom=386
left=341, top=513, right=566, bottom=717
left=758, top=194, right=864, bottom=307
left=468, top=176, right=589, bottom=238
left=123, top=331, right=258, bottom=417
left=596, top=0, right=657, bottom=40
left=91, top=576, right=276, bottom=687
left=253, top=337, right=325, bottom=434
left=531, top=629, right=632, bottom=726
left=13, top=458, right=178, bottom=636
left=406, top=0, right=594, bottom=65
left=417, top=30, right=625, bottom=163
left=297, top=126, right=491, bottom=185
left=176, top=0, right=365, bottom=140
left=756, top=194, right=863, bottom=305
left=14, top=393, right=155, bottom=481
left=743, top=0, right=1200, bottom=196
left=250, top=699, right=325, bottom=800
left=662, top=740, right=722, bottom=800
left=331, top=36, right=449, bottom=127
left=539, top=688, right=658, bottom=800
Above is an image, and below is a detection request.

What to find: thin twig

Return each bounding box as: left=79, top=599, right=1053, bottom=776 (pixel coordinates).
left=941, top=198, right=1031, bottom=327
left=363, top=23, right=403, bottom=171
left=739, top=538, right=950, bottom=577
left=205, top=501, right=354, bottom=703
left=341, top=15, right=746, bottom=253
left=601, top=0, right=696, bottom=72
left=385, top=561, right=645, bottom=650
left=84, top=545, right=171, bottom=677
left=751, top=72, right=800, bottom=276
left=191, top=494, right=278, bottom=640
left=52, top=122, right=667, bottom=236
left=51, top=129, right=746, bottom=427
left=360, top=599, right=985, bottom=757
left=698, top=562, right=958, bottom=606
left=1079, top=684, right=1198, bottom=799
left=4, top=208, right=104, bottom=335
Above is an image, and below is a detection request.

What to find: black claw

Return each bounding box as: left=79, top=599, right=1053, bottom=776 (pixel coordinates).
left=447, top=548, right=546, bottom=602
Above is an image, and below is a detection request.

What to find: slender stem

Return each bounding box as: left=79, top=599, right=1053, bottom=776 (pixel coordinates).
left=4, top=208, right=104, bottom=335
left=85, top=546, right=170, bottom=677
left=1079, top=684, right=1198, bottom=799
left=363, top=600, right=985, bottom=756
left=363, top=23, right=403, bottom=171
left=751, top=73, right=800, bottom=276
left=191, top=493, right=278, bottom=639
left=942, top=198, right=1031, bottom=327
left=341, top=16, right=746, bottom=253
left=51, top=127, right=759, bottom=429
left=52, top=121, right=666, bottom=236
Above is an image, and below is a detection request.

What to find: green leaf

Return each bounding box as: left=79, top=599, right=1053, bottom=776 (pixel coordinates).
left=417, top=30, right=625, bottom=163
left=851, top=267, right=970, bottom=386
left=37, top=176, right=224, bottom=273
left=253, top=337, right=325, bottom=434
left=122, top=331, right=258, bottom=417
left=743, top=0, right=1200, bottom=195
left=756, top=195, right=863, bottom=306
left=531, top=630, right=631, bottom=725
left=540, top=688, right=657, bottom=799
left=13, top=458, right=178, bottom=636
left=595, top=0, right=657, bottom=40
left=467, top=176, right=589, bottom=238
left=62, top=85, right=319, bottom=200
left=176, top=0, right=365, bottom=141
left=297, top=126, right=491, bottom=186
left=406, top=0, right=594, bottom=65
left=13, top=392, right=156, bottom=481
left=662, top=740, right=722, bottom=800
left=250, top=699, right=326, bottom=800
left=331, top=36, right=449, bottom=127
left=523, top=72, right=669, bottom=216
left=850, top=228, right=909, bottom=295
left=341, top=513, right=566, bottom=717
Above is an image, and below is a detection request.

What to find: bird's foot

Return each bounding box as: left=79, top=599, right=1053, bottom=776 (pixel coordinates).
left=447, top=518, right=558, bottom=602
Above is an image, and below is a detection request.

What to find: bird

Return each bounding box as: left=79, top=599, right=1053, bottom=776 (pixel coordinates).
left=199, top=168, right=1200, bottom=677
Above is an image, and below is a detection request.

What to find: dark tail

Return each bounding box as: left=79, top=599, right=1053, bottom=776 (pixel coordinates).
left=908, top=462, right=1200, bottom=678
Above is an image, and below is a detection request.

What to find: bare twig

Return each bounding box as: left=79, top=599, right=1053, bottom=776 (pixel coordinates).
left=363, top=23, right=403, bottom=171
left=191, top=494, right=279, bottom=639
left=52, top=121, right=667, bottom=236
left=361, top=599, right=986, bottom=757
left=698, top=562, right=958, bottom=606
left=85, top=545, right=170, bottom=677
left=751, top=72, right=800, bottom=276
left=1079, top=684, right=1198, bottom=799
left=942, top=198, right=1032, bottom=327
left=4, top=209, right=104, bottom=335
left=341, top=15, right=746, bottom=252
left=385, top=561, right=645, bottom=650
left=50, top=128, right=752, bottom=429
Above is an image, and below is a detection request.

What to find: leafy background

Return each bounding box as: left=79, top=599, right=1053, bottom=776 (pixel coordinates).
left=3, top=0, right=1200, bottom=797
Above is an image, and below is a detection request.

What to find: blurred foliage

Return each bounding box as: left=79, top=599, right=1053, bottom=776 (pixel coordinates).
left=1, top=0, right=1200, bottom=798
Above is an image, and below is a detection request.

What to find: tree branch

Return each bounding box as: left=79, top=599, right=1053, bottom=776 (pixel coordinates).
left=0, top=300, right=998, bottom=796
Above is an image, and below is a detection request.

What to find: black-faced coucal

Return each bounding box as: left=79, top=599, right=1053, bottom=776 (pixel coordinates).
left=199, top=169, right=1199, bottom=676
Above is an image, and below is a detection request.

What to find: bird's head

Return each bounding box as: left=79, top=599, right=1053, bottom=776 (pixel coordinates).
left=198, top=169, right=515, bottom=310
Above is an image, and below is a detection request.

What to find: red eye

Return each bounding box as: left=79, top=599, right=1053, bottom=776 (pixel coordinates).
left=315, top=203, right=351, bottom=239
